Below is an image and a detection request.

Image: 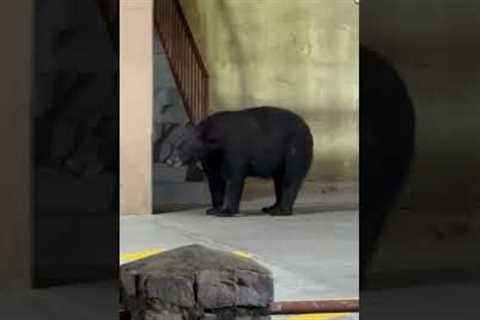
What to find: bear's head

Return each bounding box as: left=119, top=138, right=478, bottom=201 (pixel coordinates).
left=165, top=122, right=209, bottom=167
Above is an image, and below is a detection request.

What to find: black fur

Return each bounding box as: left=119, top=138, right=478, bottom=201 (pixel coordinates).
left=169, top=106, right=314, bottom=217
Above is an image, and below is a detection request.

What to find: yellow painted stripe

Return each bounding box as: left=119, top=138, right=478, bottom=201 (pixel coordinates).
left=288, top=313, right=350, bottom=320
left=120, top=248, right=255, bottom=263
left=232, top=250, right=253, bottom=259
left=120, top=248, right=164, bottom=264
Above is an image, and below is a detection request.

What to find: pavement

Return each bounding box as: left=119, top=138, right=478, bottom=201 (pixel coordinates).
left=2, top=185, right=477, bottom=319
left=120, top=188, right=359, bottom=319
left=0, top=186, right=359, bottom=320
left=2, top=282, right=476, bottom=319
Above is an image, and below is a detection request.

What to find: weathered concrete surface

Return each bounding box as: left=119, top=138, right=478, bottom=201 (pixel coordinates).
left=120, top=0, right=154, bottom=214
left=121, top=188, right=359, bottom=301
left=179, top=0, right=359, bottom=182
left=121, top=245, right=273, bottom=320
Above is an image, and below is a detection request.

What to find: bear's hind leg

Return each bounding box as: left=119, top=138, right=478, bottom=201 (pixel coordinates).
left=268, top=178, right=303, bottom=216
left=269, top=150, right=310, bottom=216
left=262, top=174, right=283, bottom=213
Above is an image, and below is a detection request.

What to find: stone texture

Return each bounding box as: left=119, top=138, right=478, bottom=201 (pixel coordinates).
left=145, top=310, right=183, bottom=320
left=197, top=270, right=236, bottom=308
left=120, top=245, right=273, bottom=320
left=144, top=274, right=196, bottom=308
left=235, top=270, right=273, bottom=307
left=202, top=313, right=217, bottom=320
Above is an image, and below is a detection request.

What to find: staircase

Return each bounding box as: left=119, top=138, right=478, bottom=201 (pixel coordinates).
left=154, top=0, right=209, bottom=124
left=152, top=0, right=210, bottom=212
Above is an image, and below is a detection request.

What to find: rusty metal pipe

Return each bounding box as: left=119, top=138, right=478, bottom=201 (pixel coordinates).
left=269, top=299, right=359, bottom=315
left=120, top=299, right=359, bottom=319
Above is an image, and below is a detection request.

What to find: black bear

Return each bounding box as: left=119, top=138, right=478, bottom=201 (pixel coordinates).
left=166, top=106, right=314, bottom=217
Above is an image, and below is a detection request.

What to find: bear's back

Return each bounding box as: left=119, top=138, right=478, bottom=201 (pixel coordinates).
left=200, top=107, right=312, bottom=167
left=204, top=106, right=309, bottom=138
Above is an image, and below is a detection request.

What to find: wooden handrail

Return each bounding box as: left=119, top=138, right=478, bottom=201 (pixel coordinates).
left=172, top=0, right=209, bottom=77
left=154, top=0, right=209, bottom=123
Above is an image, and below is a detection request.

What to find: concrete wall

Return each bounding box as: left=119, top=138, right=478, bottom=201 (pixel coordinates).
left=120, top=0, right=153, bottom=214
left=0, top=0, right=33, bottom=289
left=180, top=0, right=359, bottom=182
left=121, top=0, right=357, bottom=213
left=362, top=0, right=480, bottom=281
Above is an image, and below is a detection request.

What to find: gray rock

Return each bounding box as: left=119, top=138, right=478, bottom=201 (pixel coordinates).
left=202, top=313, right=217, bottom=320
left=144, top=274, right=196, bottom=308
left=120, top=245, right=273, bottom=320
left=236, top=270, right=273, bottom=307
left=145, top=310, right=183, bottom=320
left=197, top=269, right=237, bottom=308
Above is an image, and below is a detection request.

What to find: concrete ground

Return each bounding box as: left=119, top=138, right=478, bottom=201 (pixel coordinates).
left=0, top=185, right=359, bottom=320
left=121, top=186, right=359, bottom=319
left=2, top=282, right=476, bottom=319
left=3, top=184, right=478, bottom=319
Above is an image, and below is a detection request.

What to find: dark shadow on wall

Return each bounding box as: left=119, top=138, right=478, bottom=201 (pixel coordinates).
left=34, top=0, right=118, bottom=287
left=359, top=44, right=416, bottom=290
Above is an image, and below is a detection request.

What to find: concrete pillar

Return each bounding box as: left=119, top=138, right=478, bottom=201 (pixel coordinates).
left=0, top=0, right=33, bottom=289
left=120, top=0, right=153, bottom=214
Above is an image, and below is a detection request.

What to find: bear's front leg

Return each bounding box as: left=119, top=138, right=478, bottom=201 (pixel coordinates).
left=205, top=172, right=226, bottom=215
left=215, top=175, right=245, bottom=217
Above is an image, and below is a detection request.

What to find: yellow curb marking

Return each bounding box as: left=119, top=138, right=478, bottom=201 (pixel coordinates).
left=120, top=248, right=164, bottom=264
left=120, top=248, right=254, bottom=264
left=232, top=250, right=253, bottom=259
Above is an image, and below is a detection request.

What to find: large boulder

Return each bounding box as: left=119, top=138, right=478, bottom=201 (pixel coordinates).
left=120, top=245, right=273, bottom=320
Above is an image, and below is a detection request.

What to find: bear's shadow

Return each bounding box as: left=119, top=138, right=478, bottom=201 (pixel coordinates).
left=154, top=201, right=357, bottom=217
left=192, top=203, right=357, bottom=218
left=240, top=204, right=356, bottom=217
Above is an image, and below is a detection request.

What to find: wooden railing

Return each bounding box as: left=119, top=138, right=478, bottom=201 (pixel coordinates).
left=154, top=0, right=209, bottom=124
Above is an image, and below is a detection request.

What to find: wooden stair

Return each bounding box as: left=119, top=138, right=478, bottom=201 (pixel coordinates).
left=154, top=0, right=209, bottom=124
